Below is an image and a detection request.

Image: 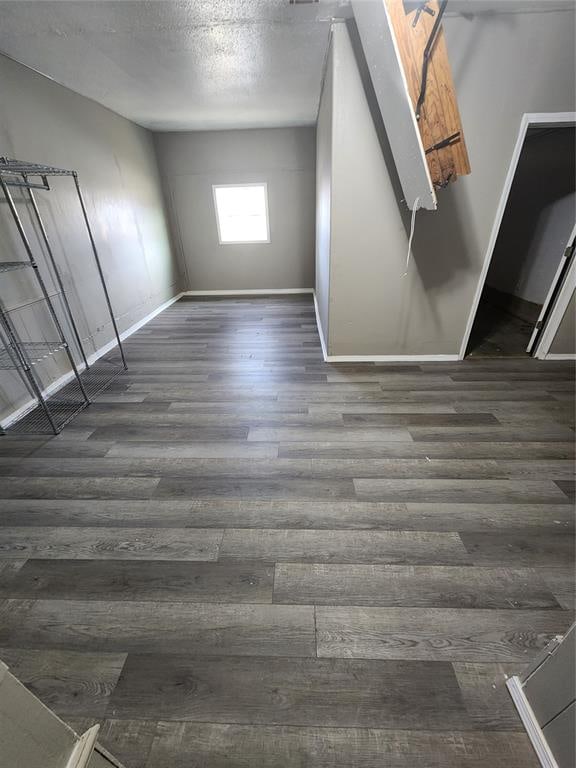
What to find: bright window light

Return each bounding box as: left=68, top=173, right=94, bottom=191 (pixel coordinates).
left=213, top=183, right=270, bottom=244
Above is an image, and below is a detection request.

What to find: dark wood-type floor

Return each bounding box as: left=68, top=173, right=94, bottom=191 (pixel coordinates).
left=0, top=295, right=574, bottom=767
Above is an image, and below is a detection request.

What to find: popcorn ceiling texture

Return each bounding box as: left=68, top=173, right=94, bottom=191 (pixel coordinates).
left=0, top=0, right=351, bottom=130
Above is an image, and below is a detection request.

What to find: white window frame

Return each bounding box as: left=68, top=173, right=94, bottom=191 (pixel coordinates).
left=212, top=182, right=270, bottom=245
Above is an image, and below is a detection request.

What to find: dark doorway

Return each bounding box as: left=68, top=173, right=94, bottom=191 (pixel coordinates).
left=467, top=125, right=575, bottom=357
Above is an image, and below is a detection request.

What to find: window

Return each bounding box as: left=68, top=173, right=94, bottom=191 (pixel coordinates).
left=212, top=183, right=270, bottom=244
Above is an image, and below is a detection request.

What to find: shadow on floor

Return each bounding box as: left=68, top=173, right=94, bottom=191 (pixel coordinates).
left=467, top=299, right=537, bottom=357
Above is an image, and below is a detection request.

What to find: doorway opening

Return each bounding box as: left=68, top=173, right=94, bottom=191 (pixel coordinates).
left=466, top=123, right=575, bottom=358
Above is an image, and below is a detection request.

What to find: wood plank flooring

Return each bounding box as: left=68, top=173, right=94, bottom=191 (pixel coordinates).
left=0, top=295, right=574, bottom=768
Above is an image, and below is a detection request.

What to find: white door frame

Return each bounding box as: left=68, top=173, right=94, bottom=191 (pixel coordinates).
left=534, top=248, right=575, bottom=359
left=459, top=111, right=576, bottom=359
left=527, top=222, right=576, bottom=355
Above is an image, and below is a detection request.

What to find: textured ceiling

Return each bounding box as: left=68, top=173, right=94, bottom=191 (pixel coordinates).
left=0, top=0, right=352, bottom=130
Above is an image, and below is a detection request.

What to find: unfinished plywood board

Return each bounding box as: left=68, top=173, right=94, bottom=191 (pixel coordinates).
left=386, top=0, right=470, bottom=188
left=351, top=2, right=436, bottom=210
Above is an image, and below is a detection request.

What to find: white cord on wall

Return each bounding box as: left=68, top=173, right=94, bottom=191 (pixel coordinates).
left=403, top=196, right=421, bottom=277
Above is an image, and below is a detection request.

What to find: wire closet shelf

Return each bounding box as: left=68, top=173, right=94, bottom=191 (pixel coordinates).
left=0, top=156, right=128, bottom=435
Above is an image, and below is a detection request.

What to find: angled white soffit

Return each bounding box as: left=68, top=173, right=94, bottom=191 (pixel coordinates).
left=351, top=0, right=436, bottom=211
left=0, top=0, right=352, bottom=130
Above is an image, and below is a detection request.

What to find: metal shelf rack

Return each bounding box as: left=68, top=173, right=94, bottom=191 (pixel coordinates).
left=0, top=156, right=128, bottom=435
left=0, top=340, right=68, bottom=370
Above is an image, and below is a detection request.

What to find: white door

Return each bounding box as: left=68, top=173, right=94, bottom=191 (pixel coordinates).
left=526, top=222, right=576, bottom=354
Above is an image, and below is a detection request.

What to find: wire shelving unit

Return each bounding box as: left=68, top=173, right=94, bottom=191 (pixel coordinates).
left=0, top=157, right=128, bottom=435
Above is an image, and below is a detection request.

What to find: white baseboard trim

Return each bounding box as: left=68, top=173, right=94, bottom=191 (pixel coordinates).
left=312, top=292, right=329, bottom=361
left=323, top=354, right=460, bottom=362
left=1, top=369, right=78, bottom=429
left=120, top=291, right=185, bottom=338
left=1, top=292, right=184, bottom=430
left=543, top=353, right=576, bottom=361
left=182, top=289, right=314, bottom=296
left=311, top=292, right=458, bottom=362
left=506, top=677, right=559, bottom=768
left=87, top=292, right=185, bottom=363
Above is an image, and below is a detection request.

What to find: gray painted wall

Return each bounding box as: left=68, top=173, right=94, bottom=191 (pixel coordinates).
left=0, top=53, right=179, bottom=422
left=486, top=127, right=575, bottom=306
left=154, top=128, right=316, bottom=291
left=329, top=23, right=413, bottom=356
left=321, top=6, right=575, bottom=356
left=417, top=6, right=576, bottom=355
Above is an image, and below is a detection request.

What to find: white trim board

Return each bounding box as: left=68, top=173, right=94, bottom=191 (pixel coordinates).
left=182, top=289, right=314, bottom=296
left=527, top=222, right=576, bottom=355
left=543, top=353, right=576, bottom=360
left=534, top=251, right=576, bottom=359
left=506, top=677, right=559, bottom=768
left=1, top=291, right=184, bottom=430
left=1, top=368, right=78, bottom=430
left=313, top=291, right=329, bottom=361
left=323, top=353, right=460, bottom=362
left=310, top=289, right=457, bottom=362
left=350, top=2, right=436, bottom=210
left=90, top=291, right=186, bottom=362
left=459, top=111, right=576, bottom=360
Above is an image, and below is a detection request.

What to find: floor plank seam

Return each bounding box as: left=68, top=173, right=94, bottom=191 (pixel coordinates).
left=313, top=604, right=318, bottom=659
left=0, top=297, right=573, bottom=768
